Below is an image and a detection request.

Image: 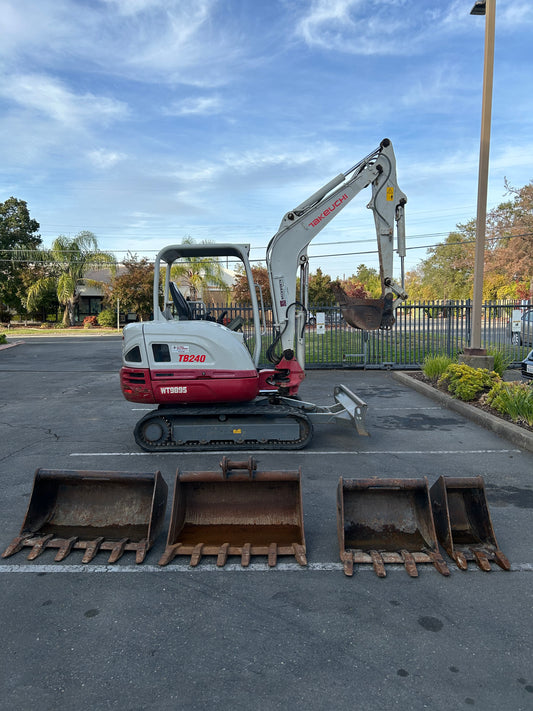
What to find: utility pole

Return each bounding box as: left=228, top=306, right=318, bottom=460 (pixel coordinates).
left=462, top=0, right=496, bottom=370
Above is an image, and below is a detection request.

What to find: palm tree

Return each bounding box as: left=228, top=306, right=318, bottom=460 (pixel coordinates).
left=25, top=232, right=116, bottom=326
left=170, top=238, right=230, bottom=302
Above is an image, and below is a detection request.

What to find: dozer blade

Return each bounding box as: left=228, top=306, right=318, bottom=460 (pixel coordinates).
left=337, top=477, right=450, bottom=578
left=2, top=469, right=168, bottom=564
left=430, top=476, right=511, bottom=572
left=159, top=457, right=306, bottom=568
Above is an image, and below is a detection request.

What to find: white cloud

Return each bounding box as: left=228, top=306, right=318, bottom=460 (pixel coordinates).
left=295, top=0, right=413, bottom=55
left=1, top=0, right=246, bottom=88
left=0, top=73, right=128, bottom=128
left=163, top=95, right=224, bottom=117
left=87, top=149, right=127, bottom=170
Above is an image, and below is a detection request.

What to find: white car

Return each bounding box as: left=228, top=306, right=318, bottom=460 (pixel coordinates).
left=511, top=309, right=533, bottom=346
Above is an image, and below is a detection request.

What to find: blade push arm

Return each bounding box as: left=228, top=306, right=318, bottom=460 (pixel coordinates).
left=266, top=138, right=407, bottom=366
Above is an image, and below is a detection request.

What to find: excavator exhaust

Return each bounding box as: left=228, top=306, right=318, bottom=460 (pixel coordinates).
left=430, top=476, right=511, bottom=572
left=337, top=477, right=450, bottom=577
left=2, top=469, right=168, bottom=564
left=159, top=457, right=306, bottom=568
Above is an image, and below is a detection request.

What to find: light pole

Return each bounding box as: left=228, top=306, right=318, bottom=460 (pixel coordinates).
left=466, top=0, right=496, bottom=361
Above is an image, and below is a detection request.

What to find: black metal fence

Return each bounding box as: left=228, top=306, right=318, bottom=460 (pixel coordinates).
left=204, top=300, right=532, bottom=369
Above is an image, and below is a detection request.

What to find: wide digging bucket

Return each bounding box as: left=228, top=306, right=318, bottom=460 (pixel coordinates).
left=337, top=477, right=449, bottom=577
left=430, top=476, right=510, bottom=572
left=2, top=469, right=168, bottom=564
left=159, top=457, right=306, bottom=568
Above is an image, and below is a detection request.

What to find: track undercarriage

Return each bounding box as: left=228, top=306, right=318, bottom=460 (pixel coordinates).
left=134, top=399, right=313, bottom=452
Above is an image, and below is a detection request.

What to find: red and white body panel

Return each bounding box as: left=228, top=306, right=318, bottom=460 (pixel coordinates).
left=120, top=320, right=264, bottom=405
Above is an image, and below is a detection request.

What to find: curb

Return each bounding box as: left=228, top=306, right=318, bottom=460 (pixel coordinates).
left=393, top=371, right=533, bottom=454
left=0, top=340, right=24, bottom=351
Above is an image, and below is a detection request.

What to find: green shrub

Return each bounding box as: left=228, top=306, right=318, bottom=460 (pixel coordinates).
left=486, top=381, right=533, bottom=427
left=487, top=348, right=513, bottom=378
left=439, top=363, right=500, bottom=402
left=422, top=354, right=453, bottom=382
left=0, top=333, right=6, bottom=345
left=97, top=308, right=116, bottom=328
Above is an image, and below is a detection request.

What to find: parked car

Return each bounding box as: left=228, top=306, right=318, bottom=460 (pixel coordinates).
left=510, top=309, right=533, bottom=346
left=521, top=349, right=533, bottom=381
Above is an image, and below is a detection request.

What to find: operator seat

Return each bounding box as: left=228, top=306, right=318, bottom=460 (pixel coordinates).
left=169, top=282, right=193, bottom=320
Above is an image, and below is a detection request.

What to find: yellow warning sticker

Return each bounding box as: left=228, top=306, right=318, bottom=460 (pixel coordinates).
left=233, top=429, right=242, bottom=434
left=386, top=187, right=394, bottom=201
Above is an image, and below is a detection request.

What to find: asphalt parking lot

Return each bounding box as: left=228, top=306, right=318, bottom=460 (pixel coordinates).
left=1, top=336, right=532, bottom=711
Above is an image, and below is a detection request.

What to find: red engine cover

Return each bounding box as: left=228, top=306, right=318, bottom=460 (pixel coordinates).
left=120, top=367, right=260, bottom=404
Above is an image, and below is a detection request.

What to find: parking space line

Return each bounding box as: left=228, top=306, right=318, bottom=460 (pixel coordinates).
left=70, top=449, right=523, bottom=457
left=0, top=562, right=531, bottom=574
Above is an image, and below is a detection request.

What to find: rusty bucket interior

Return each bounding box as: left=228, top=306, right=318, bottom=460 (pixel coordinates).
left=159, top=457, right=306, bottom=568
left=430, top=476, right=510, bottom=572
left=337, top=477, right=449, bottom=577
left=2, top=469, right=168, bottom=564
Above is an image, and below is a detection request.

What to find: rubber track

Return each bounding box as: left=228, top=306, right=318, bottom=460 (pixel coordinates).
left=133, top=402, right=313, bottom=452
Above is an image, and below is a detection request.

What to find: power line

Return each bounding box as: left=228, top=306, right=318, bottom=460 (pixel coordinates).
left=1, top=231, right=531, bottom=267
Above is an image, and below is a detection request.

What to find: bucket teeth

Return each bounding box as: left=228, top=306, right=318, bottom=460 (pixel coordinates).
left=241, top=543, right=251, bottom=567
left=190, top=543, right=204, bottom=567
left=27, top=534, right=54, bottom=560
left=494, top=550, right=511, bottom=571
left=292, top=543, right=307, bottom=566
left=400, top=549, right=418, bottom=577
left=158, top=543, right=182, bottom=567
left=268, top=543, right=278, bottom=567
left=2, top=535, right=29, bottom=558
left=82, top=538, right=105, bottom=564
left=55, top=537, right=78, bottom=562
left=369, top=551, right=387, bottom=578
left=216, top=543, right=230, bottom=567
left=108, top=538, right=129, bottom=564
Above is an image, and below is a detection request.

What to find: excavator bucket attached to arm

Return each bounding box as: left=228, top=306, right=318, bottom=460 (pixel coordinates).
left=430, top=476, right=511, bottom=572
left=330, top=282, right=396, bottom=331
left=159, top=457, right=306, bottom=568
left=2, top=469, right=168, bottom=564
left=337, top=477, right=450, bottom=577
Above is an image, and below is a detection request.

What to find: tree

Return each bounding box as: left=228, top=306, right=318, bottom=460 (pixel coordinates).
left=409, top=229, right=476, bottom=300
left=308, top=268, right=336, bottom=306
left=335, top=277, right=369, bottom=299
left=353, top=264, right=382, bottom=298
left=0, top=197, right=42, bottom=311
left=232, top=264, right=272, bottom=305
left=25, top=232, right=115, bottom=326
left=170, top=238, right=230, bottom=302
left=103, top=254, right=154, bottom=321
left=484, top=181, right=533, bottom=299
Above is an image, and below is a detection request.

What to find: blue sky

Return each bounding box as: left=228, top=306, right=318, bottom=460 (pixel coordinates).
left=1, top=0, right=531, bottom=280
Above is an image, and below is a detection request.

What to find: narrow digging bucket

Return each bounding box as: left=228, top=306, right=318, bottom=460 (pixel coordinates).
left=159, top=457, right=306, bottom=568
left=337, top=477, right=449, bottom=577
left=2, top=469, right=168, bottom=564
left=430, top=476, right=510, bottom=572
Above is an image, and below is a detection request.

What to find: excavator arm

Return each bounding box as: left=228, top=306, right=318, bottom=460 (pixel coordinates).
left=266, top=138, right=407, bottom=368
